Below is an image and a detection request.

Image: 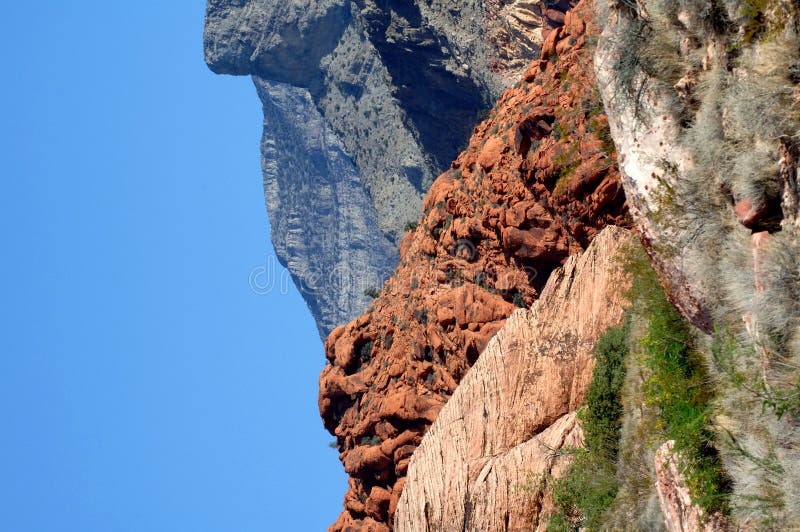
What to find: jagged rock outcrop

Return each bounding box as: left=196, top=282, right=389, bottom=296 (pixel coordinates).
left=395, top=226, right=634, bottom=532
left=204, top=0, right=576, bottom=335
left=319, top=3, right=630, bottom=528
left=595, top=0, right=800, bottom=526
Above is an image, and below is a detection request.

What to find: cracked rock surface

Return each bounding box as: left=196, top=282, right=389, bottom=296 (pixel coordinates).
left=395, top=226, right=634, bottom=532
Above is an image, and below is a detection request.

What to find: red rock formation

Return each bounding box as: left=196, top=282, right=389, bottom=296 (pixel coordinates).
left=396, top=227, right=635, bottom=532
left=319, top=2, right=629, bottom=529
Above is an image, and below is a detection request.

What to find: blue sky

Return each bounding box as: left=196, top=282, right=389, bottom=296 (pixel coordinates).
left=1, top=2, right=346, bottom=530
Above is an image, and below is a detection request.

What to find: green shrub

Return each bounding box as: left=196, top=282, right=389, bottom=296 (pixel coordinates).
left=583, top=325, right=629, bottom=460
left=364, top=287, right=381, bottom=298
left=359, top=340, right=374, bottom=363
left=640, top=296, right=730, bottom=512
left=623, top=243, right=731, bottom=514
left=548, top=322, right=630, bottom=531
left=551, top=143, right=581, bottom=196
left=553, top=121, right=570, bottom=141
left=549, top=456, right=620, bottom=532
left=359, top=435, right=381, bottom=446
left=550, top=243, right=731, bottom=529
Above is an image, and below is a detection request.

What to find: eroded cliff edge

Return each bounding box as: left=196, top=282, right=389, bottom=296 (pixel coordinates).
left=204, top=0, right=576, bottom=335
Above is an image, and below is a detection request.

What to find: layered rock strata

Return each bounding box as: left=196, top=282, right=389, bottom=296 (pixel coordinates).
left=395, top=226, right=634, bottom=532
left=320, top=3, right=630, bottom=528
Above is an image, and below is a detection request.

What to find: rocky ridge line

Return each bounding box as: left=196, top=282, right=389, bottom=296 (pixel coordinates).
left=204, top=0, right=576, bottom=335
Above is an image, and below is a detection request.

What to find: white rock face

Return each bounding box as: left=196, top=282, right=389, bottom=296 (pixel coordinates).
left=593, top=4, right=710, bottom=331
left=654, top=441, right=728, bottom=532
left=395, top=226, right=634, bottom=532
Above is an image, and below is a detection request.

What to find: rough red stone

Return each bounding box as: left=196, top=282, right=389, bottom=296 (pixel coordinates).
left=321, top=2, right=629, bottom=528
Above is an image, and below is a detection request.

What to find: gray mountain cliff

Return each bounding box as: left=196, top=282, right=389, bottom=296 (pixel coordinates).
left=204, top=0, right=566, bottom=336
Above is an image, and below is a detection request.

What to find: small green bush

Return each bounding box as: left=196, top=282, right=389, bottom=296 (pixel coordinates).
left=548, top=322, right=630, bottom=531
left=623, top=243, right=731, bottom=514
left=359, top=340, right=374, bottom=363
left=364, top=287, right=381, bottom=299
left=583, top=325, right=629, bottom=459
left=359, top=435, right=381, bottom=446
left=512, top=292, right=526, bottom=308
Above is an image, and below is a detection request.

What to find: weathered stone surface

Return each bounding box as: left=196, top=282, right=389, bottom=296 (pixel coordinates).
left=394, top=226, right=634, bottom=532
left=485, top=1, right=578, bottom=79
left=204, top=0, right=576, bottom=335
left=320, top=3, right=630, bottom=527
left=655, top=441, right=728, bottom=532
left=256, top=79, right=398, bottom=336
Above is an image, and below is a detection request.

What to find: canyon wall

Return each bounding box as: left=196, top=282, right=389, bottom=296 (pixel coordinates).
left=395, top=226, right=634, bottom=532
left=204, top=0, right=576, bottom=335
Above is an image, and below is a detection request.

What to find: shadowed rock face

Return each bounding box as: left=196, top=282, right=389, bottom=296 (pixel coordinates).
left=204, top=0, right=575, bottom=336
left=320, top=3, right=630, bottom=527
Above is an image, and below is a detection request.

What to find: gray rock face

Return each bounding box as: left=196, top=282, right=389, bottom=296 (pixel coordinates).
left=595, top=1, right=800, bottom=526
left=256, top=78, right=398, bottom=337
left=204, top=0, right=565, bottom=336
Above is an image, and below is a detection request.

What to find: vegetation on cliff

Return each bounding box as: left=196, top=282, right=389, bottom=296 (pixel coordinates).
left=596, top=0, right=800, bottom=526
left=547, top=241, right=731, bottom=530
left=547, top=323, right=629, bottom=531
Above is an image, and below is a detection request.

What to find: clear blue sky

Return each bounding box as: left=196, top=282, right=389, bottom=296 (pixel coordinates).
left=1, top=2, right=346, bottom=530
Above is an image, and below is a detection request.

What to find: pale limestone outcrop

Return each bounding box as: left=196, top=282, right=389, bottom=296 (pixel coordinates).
left=394, top=226, right=634, bottom=532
